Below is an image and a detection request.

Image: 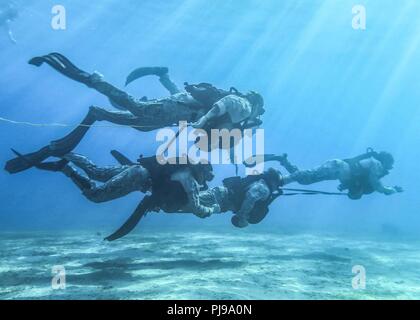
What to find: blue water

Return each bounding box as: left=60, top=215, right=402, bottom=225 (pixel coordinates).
left=0, top=0, right=419, bottom=299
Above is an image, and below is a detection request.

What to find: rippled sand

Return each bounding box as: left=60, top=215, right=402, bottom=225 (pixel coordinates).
left=1, top=229, right=419, bottom=300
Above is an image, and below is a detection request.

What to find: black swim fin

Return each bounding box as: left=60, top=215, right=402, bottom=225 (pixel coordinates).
left=29, top=53, right=92, bottom=86
left=105, top=196, right=154, bottom=242
left=5, top=147, right=53, bottom=174
left=110, top=150, right=135, bottom=166
left=125, top=67, right=169, bottom=86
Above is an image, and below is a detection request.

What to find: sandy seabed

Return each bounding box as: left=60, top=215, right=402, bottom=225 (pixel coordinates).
left=0, top=228, right=419, bottom=300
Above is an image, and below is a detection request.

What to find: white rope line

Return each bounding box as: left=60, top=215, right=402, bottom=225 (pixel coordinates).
left=0, top=116, right=162, bottom=129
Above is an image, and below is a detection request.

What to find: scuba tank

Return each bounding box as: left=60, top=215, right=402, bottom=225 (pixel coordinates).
left=342, top=148, right=389, bottom=199
left=223, top=169, right=282, bottom=224
left=184, top=82, right=243, bottom=107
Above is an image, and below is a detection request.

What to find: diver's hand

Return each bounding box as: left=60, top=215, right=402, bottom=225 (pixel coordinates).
left=337, top=184, right=346, bottom=192
left=383, top=186, right=400, bottom=195
left=192, top=116, right=208, bottom=129
left=193, top=211, right=211, bottom=219
left=394, top=186, right=404, bottom=193
left=212, top=204, right=221, bottom=214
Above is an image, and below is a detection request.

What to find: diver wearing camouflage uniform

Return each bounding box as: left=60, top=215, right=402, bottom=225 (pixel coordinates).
left=197, top=168, right=283, bottom=229
left=37, top=152, right=219, bottom=218
left=282, top=150, right=403, bottom=199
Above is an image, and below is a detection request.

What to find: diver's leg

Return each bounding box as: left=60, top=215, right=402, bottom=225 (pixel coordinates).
left=159, top=73, right=181, bottom=95
left=88, top=106, right=161, bottom=131
left=81, top=165, right=150, bottom=203
left=276, top=154, right=299, bottom=174
left=38, top=54, right=185, bottom=120
left=29, top=53, right=146, bottom=112
left=282, top=159, right=347, bottom=185
left=61, top=164, right=95, bottom=191
left=63, top=152, right=130, bottom=183
left=4, top=107, right=154, bottom=175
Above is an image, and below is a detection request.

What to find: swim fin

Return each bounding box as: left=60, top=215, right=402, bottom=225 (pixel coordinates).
left=125, top=67, right=169, bottom=86
left=110, top=150, right=135, bottom=166
left=104, top=196, right=154, bottom=242
left=5, top=147, right=53, bottom=174
left=29, top=53, right=92, bottom=86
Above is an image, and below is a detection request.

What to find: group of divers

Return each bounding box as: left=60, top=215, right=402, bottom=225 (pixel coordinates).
left=4, top=51, right=403, bottom=241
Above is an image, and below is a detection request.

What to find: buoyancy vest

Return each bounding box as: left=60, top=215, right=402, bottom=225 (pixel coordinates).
left=138, top=156, right=212, bottom=212
left=223, top=171, right=282, bottom=224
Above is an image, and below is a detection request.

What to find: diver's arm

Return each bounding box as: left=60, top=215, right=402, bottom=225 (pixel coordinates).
left=192, top=103, right=224, bottom=129
left=371, top=178, right=402, bottom=195
left=237, top=181, right=270, bottom=218
left=159, top=73, right=181, bottom=95
left=172, top=169, right=220, bottom=218
left=368, top=169, right=401, bottom=195
left=363, top=159, right=402, bottom=195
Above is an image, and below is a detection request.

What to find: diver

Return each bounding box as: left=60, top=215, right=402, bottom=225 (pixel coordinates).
left=0, top=2, right=18, bottom=44
left=30, top=151, right=219, bottom=219
left=5, top=53, right=265, bottom=174
left=281, top=149, right=404, bottom=199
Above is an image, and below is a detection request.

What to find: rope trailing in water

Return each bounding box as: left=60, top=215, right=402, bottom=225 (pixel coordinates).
left=0, top=116, right=171, bottom=129
left=281, top=187, right=346, bottom=196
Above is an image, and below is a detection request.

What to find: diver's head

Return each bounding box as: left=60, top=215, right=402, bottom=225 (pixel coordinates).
left=265, top=168, right=283, bottom=190
left=376, top=151, right=394, bottom=171
left=246, top=91, right=265, bottom=118
left=193, top=163, right=214, bottom=185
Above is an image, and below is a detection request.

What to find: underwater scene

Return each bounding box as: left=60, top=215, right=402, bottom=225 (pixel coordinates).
left=0, top=0, right=419, bottom=300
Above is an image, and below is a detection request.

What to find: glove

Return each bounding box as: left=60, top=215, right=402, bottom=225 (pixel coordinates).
left=394, top=186, right=404, bottom=193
